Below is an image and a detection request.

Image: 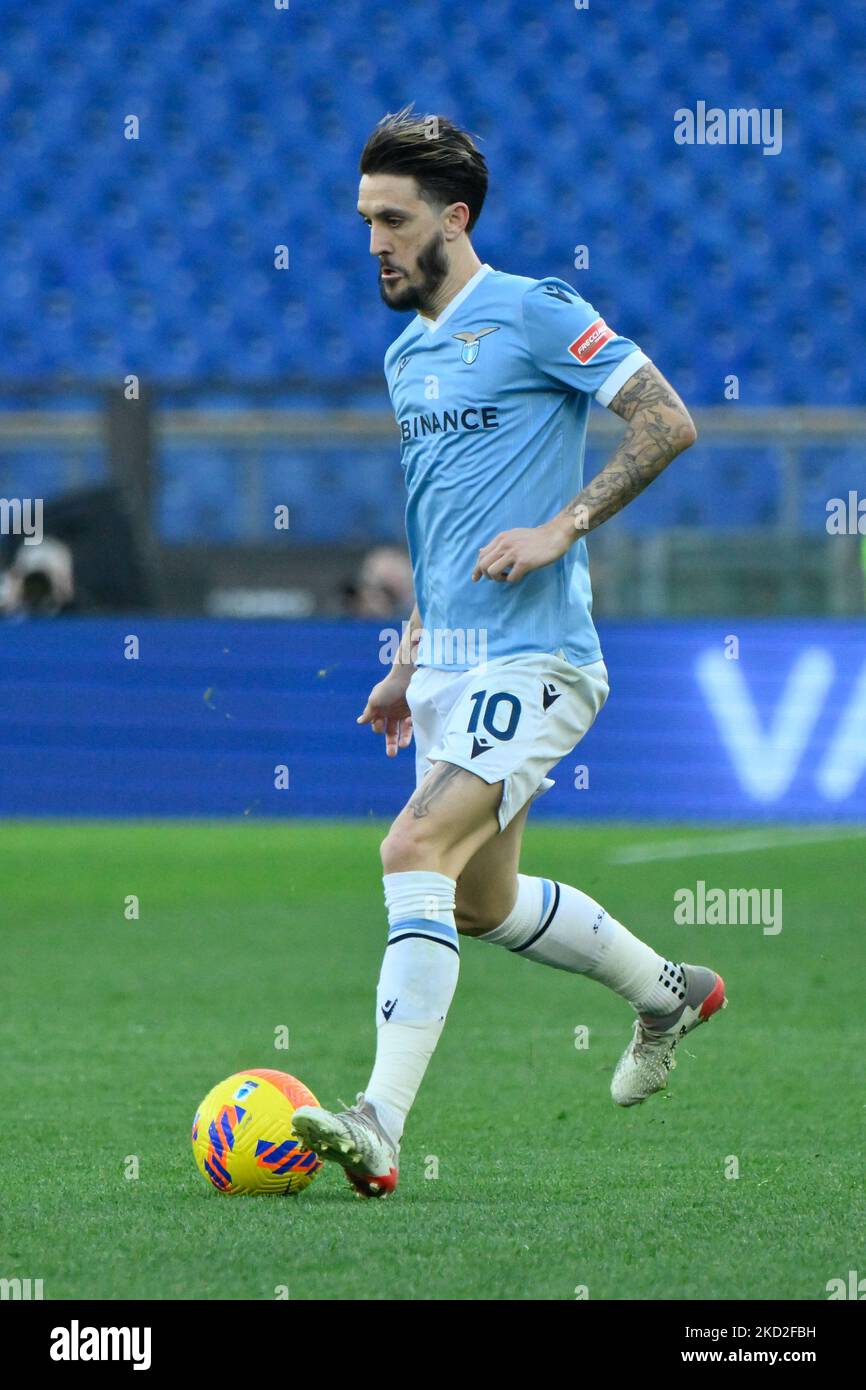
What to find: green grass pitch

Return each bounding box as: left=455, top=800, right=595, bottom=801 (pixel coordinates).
left=3, top=819, right=864, bottom=1301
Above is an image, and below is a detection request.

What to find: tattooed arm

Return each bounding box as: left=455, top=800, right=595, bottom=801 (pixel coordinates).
left=472, top=362, right=697, bottom=583
left=561, top=362, right=697, bottom=532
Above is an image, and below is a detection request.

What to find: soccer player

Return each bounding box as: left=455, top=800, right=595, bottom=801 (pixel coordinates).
left=292, top=109, right=726, bottom=1197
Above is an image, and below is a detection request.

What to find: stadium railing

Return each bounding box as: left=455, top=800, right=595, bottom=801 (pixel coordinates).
left=0, top=394, right=864, bottom=616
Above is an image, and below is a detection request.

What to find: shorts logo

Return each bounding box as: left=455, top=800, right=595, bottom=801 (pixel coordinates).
left=542, top=682, right=561, bottom=711
left=470, top=736, right=494, bottom=759
left=568, top=318, right=614, bottom=364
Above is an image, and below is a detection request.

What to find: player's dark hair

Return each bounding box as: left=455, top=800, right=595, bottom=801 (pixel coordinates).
left=359, top=106, right=488, bottom=233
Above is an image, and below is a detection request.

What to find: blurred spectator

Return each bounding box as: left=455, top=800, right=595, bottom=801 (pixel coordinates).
left=342, top=546, right=415, bottom=619
left=1, top=537, right=76, bottom=617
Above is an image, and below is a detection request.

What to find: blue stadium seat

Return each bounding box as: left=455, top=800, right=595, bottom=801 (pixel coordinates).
left=0, top=0, right=863, bottom=542
left=0, top=0, right=862, bottom=404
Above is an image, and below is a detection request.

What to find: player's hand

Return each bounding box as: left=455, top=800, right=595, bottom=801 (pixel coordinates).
left=471, top=516, right=574, bottom=584
left=357, top=673, right=414, bottom=757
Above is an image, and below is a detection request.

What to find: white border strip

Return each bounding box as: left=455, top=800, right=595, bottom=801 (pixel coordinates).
left=595, top=348, right=649, bottom=407
left=609, top=826, right=866, bottom=866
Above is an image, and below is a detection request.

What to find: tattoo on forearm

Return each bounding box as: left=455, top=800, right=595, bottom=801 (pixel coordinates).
left=408, top=761, right=464, bottom=819
left=562, top=363, right=696, bottom=532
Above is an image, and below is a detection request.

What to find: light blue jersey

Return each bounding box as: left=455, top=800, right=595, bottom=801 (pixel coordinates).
left=384, top=263, right=648, bottom=669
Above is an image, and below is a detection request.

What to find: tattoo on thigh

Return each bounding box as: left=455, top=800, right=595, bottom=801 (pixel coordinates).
left=408, top=762, right=464, bottom=819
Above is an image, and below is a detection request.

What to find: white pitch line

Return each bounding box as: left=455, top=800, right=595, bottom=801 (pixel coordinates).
left=609, top=826, right=866, bottom=866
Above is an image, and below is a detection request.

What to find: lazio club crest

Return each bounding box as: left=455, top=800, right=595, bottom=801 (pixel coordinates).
left=452, top=326, right=500, bottom=365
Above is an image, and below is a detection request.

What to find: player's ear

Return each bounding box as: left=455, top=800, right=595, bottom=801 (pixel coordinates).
left=442, top=201, right=471, bottom=239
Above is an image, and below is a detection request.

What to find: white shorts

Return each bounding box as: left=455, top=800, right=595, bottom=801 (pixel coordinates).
left=405, top=651, right=609, bottom=831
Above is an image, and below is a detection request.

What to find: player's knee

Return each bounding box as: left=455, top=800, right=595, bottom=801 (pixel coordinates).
left=380, top=820, right=441, bottom=874
left=454, top=892, right=514, bottom=938
left=454, top=903, right=498, bottom=938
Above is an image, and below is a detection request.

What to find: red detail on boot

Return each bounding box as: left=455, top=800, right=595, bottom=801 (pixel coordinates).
left=345, top=1165, right=399, bottom=1199
left=699, top=973, right=727, bottom=1021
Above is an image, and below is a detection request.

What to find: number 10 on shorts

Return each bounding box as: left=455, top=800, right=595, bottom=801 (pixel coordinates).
left=467, top=689, right=522, bottom=742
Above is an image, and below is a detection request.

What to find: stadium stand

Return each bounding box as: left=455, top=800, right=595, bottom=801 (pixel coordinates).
left=0, top=0, right=864, bottom=549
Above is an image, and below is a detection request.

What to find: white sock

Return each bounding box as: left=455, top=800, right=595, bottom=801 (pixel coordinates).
left=365, top=870, right=459, bottom=1145
left=478, top=873, right=685, bottom=1015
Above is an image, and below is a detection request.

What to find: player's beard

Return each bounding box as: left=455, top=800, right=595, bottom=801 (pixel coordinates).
left=379, top=230, right=449, bottom=313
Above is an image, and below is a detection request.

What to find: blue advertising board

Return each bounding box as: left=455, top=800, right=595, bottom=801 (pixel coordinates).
left=0, top=618, right=864, bottom=820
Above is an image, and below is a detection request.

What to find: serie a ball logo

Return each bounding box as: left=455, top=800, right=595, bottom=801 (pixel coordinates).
left=192, top=1068, right=324, bottom=1195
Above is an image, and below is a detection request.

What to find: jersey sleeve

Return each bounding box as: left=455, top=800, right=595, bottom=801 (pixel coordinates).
left=521, top=277, right=648, bottom=406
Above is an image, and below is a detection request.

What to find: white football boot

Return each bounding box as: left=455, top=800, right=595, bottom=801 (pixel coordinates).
left=611, top=964, right=727, bottom=1107
left=291, top=1093, right=399, bottom=1198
